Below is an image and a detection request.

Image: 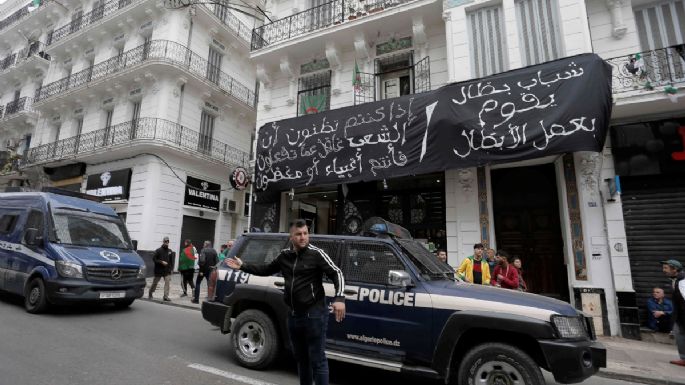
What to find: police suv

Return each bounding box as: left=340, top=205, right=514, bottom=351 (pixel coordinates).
left=202, top=218, right=605, bottom=385
left=0, top=191, right=146, bottom=313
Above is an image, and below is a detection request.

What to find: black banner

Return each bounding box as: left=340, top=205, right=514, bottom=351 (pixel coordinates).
left=85, top=169, right=132, bottom=201
left=254, top=53, right=612, bottom=192
left=184, top=176, right=220, bottom=211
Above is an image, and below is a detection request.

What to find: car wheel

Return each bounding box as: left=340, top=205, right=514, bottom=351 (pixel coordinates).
left=113, top=299, right=135, bottom=309
left=456, top=342, right=544, bottom=385
left=25, top=278, right=49, bottom=314
left=231, top=309, right=280, bottom=369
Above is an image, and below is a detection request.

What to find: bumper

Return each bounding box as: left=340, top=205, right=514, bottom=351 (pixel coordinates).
left=45, top=278, right=145, bottom=304
left=202, top=300, right=231, bottom=333
left=538, top=339, right=606, bottom=384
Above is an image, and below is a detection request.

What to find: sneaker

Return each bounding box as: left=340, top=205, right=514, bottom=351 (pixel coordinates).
left=163, top=297, right=171, bottom=302
left=670, top=359, right=685, bottom=367
left=180, top=293, right=187, bottom=297
left=190, top=299, right=199, bottom=304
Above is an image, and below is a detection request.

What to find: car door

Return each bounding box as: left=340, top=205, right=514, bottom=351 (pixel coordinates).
left=327, top=241, right=431, bottom=361
left=0, top=210, right=21, bottom=292
left=11, top=209, right=46, bottom=294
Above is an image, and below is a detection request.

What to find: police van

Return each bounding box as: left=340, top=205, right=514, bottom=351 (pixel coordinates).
left=202, top=218, right=605, bottom=385
left=0, top=191, right=146, bottom=313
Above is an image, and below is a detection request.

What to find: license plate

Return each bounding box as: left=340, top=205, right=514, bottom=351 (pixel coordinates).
left=100, top=291, right=126, bottom=299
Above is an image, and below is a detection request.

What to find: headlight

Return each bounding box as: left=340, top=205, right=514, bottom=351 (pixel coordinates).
left=56, top=260, right=83, bottom=278
left=551, top=315, right=588, bottom=339
left=137, top=265, right=147, bottom=279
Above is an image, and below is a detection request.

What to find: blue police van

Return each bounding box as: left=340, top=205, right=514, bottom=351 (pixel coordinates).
left=0, top=191, right=146, bottom=313
left=202, top=218, right=606, bottom=385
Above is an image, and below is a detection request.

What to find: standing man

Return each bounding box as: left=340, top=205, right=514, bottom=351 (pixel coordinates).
left=486, top=248, right=497, bottom=274
left=491, top=250, right=519, bottom=289
left=456, top=243, right=490, bottom=285
left=227, top=219, right=346, bottom=385
left=191, top=241, right=218, bottom=304
left=178, top=239, right=198, bottom=297
left=647, top=287, right=673, bottom=332
left=149, top=236, right=173, bottom=301
left=661, top=259, right=685, bottom=366
left=436, top=249, right=448, bottom=265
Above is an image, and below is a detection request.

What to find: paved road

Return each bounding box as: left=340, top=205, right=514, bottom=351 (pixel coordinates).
left=0, top=294, right=636, bottom=385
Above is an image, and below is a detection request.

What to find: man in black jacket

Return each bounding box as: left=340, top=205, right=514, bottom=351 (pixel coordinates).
left=192, top=240, right=218, bottom=304
left=227, top=219, right=345, bottom=385
left=662, top=259, right=685, bottom=366
left=149, top=236, right=174, bottom=301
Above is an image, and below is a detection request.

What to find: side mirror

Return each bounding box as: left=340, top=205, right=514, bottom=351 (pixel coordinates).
left=24, top=228, right=42, bottom=246
left=388, top=270, right=412, bottom=288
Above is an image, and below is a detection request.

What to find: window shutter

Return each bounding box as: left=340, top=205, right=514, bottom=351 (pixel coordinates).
left=515, top=0, right=562, bottom=66
left=468, top=5, right=506, bottom=77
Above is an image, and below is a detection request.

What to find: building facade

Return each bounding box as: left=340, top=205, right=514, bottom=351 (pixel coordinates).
left=0, top=0, right=259, bottom=267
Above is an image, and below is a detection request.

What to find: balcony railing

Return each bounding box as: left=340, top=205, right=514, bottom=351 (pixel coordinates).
left=251, top=0, right=414, bottom=51
left=608, top=45, right=685, bottom=94
left=0, top=153, right=23, bottom=176
left=1, top=97, right=35, bottom=119
left=35, top=40, right=256, bottom=108
left=203, top=4, right=252, bottom=45
left=0, top=42, right=49, bottom=72
left=26, top=117, right=251, bottom=167
left=48, top=0, right=139, bottom=46
left=0, top=0, right=51, bottom=33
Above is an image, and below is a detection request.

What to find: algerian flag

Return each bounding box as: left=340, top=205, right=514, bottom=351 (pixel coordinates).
left=179, top=245, right=197, bottom=270
left=183, top=245, right=197, bottom=260
left=299, top=93, right=327, bottom=115
left=353, top=60, right=362, bottom=92
left=33, top=0, right=41, bottom=6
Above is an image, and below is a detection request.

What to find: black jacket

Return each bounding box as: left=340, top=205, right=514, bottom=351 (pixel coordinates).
left=153, top=246, right=174, bottom=276
left=199, top=247, right=219, bottom=274
left=672, top=271, right=685, bottom=328
left=240, top=243, right=345, bottom=312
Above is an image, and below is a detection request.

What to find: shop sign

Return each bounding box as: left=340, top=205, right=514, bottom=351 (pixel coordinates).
left=85, top=169, right=132, bottom=201
left=184, top=176, right=220, bottom=211
left=255, top=53, right=612, bottom=192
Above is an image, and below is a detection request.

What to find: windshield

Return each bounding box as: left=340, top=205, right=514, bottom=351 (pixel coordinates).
left=398, top=239, right=455, bottom=280
left=51, top=210, right=132, bottom=249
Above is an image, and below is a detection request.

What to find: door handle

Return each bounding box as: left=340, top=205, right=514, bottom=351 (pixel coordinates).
left=274, top=281, right=285, bottom=287
left=344, top=289, right=358, bottom=295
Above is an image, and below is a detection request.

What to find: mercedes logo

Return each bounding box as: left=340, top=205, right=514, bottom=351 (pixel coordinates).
left=111, top=268, right=122, bottom=280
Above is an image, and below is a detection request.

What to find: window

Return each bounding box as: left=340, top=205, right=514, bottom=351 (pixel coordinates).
left=199, top=111, right=215, bottom=153
left=207, top=47, right=223, bottom=84
left=105, top=110, right=113, bottom=128
left=76, top=118, right=84, bottom=136
left=130, top=101, right=141, bottom=139
left=118, top=0, right=132, bottom=10
left=354, top=50, right=431, bottom=105
left=297, top=71, right=331, bottom=116
left=515, top=0, right=562, bottom=66
left=343, top=243, right=405, bottom=285
left=468, top=5, right=507, bottom=77
left=70, top=7, right=83, bottom=34
left=103, top=109, right=114, bottom=145
left=92, top=0, right=105, bottom=22
left=214, top=2, right=228, bottom=21
left=238, top=238, right=287, bottom=265
left=0, top=214, right=19, bottom=234
left=23, top=210, right=44, bottom=244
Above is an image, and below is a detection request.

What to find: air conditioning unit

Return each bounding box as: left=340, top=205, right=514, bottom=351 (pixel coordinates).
left=222, top=198, right=238, bottom=213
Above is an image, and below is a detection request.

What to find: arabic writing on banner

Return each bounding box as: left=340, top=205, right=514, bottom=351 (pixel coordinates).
left=254, top=53, right=613, bottom=192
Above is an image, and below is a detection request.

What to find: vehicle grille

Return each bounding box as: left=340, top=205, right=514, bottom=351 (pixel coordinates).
left=86, top=267, right=138, bottom=282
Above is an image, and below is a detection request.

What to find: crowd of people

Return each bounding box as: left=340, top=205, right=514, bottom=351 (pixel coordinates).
left=147, top=237, right=235, bottom=303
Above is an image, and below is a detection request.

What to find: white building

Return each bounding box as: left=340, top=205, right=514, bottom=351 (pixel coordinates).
left=0, top=0, right=259, bottom=266
left=249, top=0, right=685, bottom=339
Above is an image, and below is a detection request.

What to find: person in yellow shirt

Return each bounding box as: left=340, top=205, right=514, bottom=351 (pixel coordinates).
left=456, top=243, right=491, bottom=285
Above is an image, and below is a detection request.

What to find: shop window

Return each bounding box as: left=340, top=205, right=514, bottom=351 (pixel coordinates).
left=297, top=71, right=331, bottom=116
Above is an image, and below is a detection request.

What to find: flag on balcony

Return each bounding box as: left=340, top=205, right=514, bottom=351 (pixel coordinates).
left=353, top=60, right=362, bottom=92
left=299, top=93, right=327, bottom=115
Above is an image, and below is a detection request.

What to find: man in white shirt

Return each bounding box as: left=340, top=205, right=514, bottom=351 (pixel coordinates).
left=661, top=259, right=685, bottom=367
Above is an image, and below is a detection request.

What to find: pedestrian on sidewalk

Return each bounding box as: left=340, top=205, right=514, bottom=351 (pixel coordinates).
left=219, top=244, right=228, bottom=262
left=149, top=236, right=173, bottom=301
left=647, top=287, right=673, bottom=333
left=227, top=219, right=346, bottom=385
left=179, top=239, right=198, bottom=297
left=661, top=259, right=685, bottom=367
left=456, top=243, right=491, bottom=285
left=491, top=250, right=519, bottom=290
left=512, top=257, right=528, bottom=292
left=192, top=241, right=218, bottom=304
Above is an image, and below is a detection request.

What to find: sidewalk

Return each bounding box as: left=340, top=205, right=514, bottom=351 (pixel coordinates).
left=141, top=276, right=685, bottom=384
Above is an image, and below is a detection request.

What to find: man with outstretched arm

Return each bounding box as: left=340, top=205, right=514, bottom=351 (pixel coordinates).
left=227, top=219, right=345, bottom=385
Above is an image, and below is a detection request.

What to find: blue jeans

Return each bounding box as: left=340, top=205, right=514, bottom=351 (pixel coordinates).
left=287, top=307, right=329, bottom=385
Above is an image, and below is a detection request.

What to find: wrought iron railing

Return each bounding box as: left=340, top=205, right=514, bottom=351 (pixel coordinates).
left=203, top=3, right=252, bottom=44
left=251, top=0, right=413, bottom=51
left=48, top=0, right=139, bottom=46
left=608, top=45, right=685, bottom=94
left=2, top=97, right=34, bottom=119
left=26, top=117, right=251, bottom=168
left=0, top=42, right=49, bottom=72
left=35, top=40, right=256, bottom=108
left=0, top=0, right=51, bottom=33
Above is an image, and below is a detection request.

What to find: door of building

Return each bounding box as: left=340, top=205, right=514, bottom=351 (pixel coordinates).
left=180, top=215, right=216, bottom=261
left=492, top=164, right=569, bottom=301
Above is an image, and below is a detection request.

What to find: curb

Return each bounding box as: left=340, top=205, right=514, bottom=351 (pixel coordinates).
left=139, top=298, right=201, bottom=311
left=597, top=369, right=685, bottom=385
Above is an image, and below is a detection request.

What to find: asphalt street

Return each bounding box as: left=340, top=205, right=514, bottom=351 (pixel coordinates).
left=0, top=294, right=639, bottom=385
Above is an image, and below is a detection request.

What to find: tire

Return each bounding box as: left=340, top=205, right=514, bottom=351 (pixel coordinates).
left=231, top=309, right=280, bottom=370
left=25, top=278, right=49, bottom=314
left=113, top=299, right=135, bottom=309
left=456, top=342, right=544, bottom=385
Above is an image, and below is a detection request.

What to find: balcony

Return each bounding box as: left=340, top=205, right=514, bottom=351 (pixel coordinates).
left=34, top=40, right=256, bottom=110
left=0, top=0, right=51, bottom=34
left=0, top=97, right=36, bottom=123
left=25, top=117, right=251, bottom=169
left=197, top=3, right=252, bottom=48
left=0, top=41, right=50, bottom=80
left=0, top=0, right=56, bottom=43
left=0, top=152, right=26, bottom=180
left=251, top=0, right=436, bottom=52
left=608, top=44, right=685, bottom=119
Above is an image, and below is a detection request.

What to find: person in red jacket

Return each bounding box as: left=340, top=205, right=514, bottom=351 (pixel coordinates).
left=491, top=250, right=519, bottom=289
